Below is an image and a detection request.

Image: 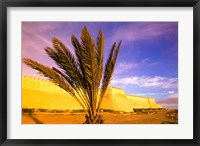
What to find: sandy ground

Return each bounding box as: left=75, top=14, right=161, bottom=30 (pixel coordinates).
left=22, top=110, right=178, bottom=124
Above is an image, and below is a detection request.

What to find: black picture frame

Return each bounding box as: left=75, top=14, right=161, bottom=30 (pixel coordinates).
left=0, top=0, right=199, bottom=145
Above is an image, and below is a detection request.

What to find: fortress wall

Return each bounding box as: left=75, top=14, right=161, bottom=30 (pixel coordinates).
left=109, top=88, right=134, bottom=112
left=101, top=88, right=133, bottom=112
left=107, top=87, right=125, bottom=94
left=22, top=76, right=82, bottom=110
left=22, top=76, right=66, bottom=94
left=22, top=89, right=82, bottom=110
left=100, top=89, right=116, bottom=110
left=22, top=76, right=162, bottom=111
left=126, top=94, right=162, bottom=109
left=148, top=98, right=162, bottom=108
left=126, top=95, right=151, bottom=109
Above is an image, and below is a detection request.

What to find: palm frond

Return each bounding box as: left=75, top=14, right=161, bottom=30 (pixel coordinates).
left=71, top=35, right=88, bottom=90
left=97, top=41, right=122, bottom=111
left=79, top=26, right=100, bottom=113
left=80, top=26, right=97, bottom=85
left=44, top=39, right=84, bottom=90
left=95, top=28, right=104, bottom=88
left=52, top=67, right=75, bottom=89
left=112, top=41, right=122, bottom=66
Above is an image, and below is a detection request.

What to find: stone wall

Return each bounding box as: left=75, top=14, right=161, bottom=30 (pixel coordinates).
left=22, top=76, right=162, bottom=112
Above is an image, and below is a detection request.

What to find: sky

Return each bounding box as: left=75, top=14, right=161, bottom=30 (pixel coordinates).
left=22, top=22, right=178, bottom=109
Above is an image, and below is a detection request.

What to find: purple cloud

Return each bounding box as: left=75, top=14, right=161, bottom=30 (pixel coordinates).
left=156, top=94, right=178, bottom=109
left=112, top=22, right=177, bottom=42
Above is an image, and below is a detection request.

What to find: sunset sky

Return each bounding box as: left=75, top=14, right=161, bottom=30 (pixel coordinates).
left=22, top=22, right=178, bottom=109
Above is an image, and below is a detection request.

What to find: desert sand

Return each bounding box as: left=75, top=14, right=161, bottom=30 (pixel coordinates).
left=22, top=109, right=178, bottom=124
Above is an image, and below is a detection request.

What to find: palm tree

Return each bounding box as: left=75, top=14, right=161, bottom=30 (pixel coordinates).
left=23, top=26, right=121, bottom=124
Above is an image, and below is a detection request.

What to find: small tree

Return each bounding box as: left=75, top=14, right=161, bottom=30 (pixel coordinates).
left=23, top=26, right=121, bottom=124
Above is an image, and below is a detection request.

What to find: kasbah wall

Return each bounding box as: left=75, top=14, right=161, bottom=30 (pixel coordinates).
left=22, top=75, right=162, bottom=112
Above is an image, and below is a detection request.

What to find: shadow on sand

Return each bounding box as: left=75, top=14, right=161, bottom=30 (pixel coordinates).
left=29, top=115, right=44, bottom=124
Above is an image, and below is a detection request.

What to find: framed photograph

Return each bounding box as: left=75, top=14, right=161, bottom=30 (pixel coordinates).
left=0, top=0, right=199, bottom=145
